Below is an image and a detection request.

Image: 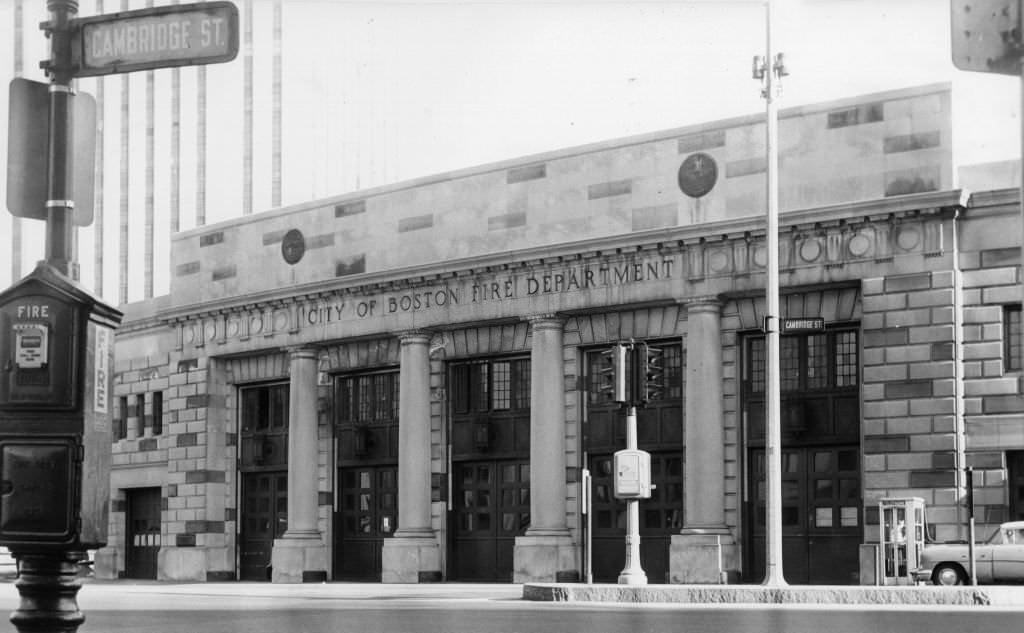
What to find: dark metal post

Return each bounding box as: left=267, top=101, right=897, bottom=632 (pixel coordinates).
left=43, top=0, right=78, bottom=278
left=10, top=3, right=86, bottom=633
left=9, top=551, right=86, bottom=633
left=966, top=466, right=977, bottom=586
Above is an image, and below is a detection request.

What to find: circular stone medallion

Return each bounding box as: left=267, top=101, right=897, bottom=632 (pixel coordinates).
left=282, top=229, right=306, bottom=265
left=678, top=152, right=718, bottom=198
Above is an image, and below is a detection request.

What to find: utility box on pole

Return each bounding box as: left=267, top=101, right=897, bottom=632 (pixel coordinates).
left=0, top=264, right=122, bottom=550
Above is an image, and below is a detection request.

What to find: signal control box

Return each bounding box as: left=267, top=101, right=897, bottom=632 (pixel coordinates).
left=0, top=263, right=121, bottom=550
left=613, top=449, right=652, bottom=499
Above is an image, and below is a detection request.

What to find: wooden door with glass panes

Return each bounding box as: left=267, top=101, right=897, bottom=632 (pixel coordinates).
left=336, top=466, right=398, bottom=580
left=239, top=471, right=288, bottom=580
left=334, top=370, right=400, bottom=581
left=238, top=383, right=290, bottom=581
left=452, top=460, right=530, bottom=581
left=448, top=356, right=531, bottom=581
left=744, top=328, right=861, bottom=584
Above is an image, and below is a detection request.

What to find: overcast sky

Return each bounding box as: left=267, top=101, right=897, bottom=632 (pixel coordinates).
left=1, top=0, right=1020, bottom=301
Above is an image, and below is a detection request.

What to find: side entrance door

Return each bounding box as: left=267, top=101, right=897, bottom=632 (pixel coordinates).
left=239, top=471, right=287, bottom=580
left=125, top=487, right=161, bottom=579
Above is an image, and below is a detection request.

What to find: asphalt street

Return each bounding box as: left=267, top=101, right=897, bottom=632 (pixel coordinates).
left=0, top=582, right=1021, bottom=633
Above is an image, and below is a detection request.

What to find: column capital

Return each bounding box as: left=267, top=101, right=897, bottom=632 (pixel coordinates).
left=525, top=313, right=564, bottom=330
left=285, top=345, right=320, bottom=361
left=398, top=329, right=433, bottom=346
left=682, top=295, right=723, bottom=312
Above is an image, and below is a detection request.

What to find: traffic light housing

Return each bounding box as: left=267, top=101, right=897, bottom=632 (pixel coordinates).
left=634, top=342, right=664, bottom=405
left=597, top=343, right=628, bottom=404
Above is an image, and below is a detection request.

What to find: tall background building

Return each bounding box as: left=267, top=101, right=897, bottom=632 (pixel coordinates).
left=1, top=0, right=1020, bottom=305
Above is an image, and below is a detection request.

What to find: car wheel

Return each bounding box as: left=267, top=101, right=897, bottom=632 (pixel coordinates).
left=932, top=563, right=967, bottom=586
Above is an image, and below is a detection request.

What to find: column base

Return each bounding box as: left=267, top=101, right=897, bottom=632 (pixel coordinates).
left=381, top=531, right=441, bottom=583
left=271, top=535, right=327, bottom=584
left=669, top=528, right=738, bottom=584
left=513, top=531, right=578, bottom=584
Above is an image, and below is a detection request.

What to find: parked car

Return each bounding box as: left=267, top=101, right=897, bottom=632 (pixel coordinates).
left=916, top=521, right=1024, bottom=585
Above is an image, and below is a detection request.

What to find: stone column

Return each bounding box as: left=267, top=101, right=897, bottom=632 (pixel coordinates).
left=670, top=298, right=737, bottom=583
left=271, top=346, right=327, bottom=583
left=513, top=315, right=576, bottom=583
left=382, top=331, right=441, bottom=582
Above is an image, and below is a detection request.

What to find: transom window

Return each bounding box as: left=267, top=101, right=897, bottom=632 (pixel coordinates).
left=336, top=371, right=399, bottom=424
left=748, top=330, right=858, bottom=393
left=240, top=383, right=289, bottom=432
left=451, top=358, right=531, bottom=414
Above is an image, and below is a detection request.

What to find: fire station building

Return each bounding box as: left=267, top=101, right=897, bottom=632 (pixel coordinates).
left=94, top=83, right=1024, bottom=584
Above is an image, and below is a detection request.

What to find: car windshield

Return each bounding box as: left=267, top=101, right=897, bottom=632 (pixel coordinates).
left=986, top=526, right=1024, bottom=545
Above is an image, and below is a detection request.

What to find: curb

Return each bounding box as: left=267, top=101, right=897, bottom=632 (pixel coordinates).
left=522, top=583, right=1017, bottom=606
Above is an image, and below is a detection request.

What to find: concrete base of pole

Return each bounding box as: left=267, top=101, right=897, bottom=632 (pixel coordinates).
left=9, top=550, right=86, bottom=633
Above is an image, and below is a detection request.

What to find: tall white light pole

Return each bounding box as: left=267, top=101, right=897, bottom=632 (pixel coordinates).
left=753, top=0, right=787, bottom=587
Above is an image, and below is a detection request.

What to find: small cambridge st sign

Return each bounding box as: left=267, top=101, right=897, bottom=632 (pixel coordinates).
left=780, top=317, right=826, bottom=334
left=72, top=1, right=239, bottom=77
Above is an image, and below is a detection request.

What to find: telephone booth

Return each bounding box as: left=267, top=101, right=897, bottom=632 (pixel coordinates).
left=878, top=497, right=926, bottom=585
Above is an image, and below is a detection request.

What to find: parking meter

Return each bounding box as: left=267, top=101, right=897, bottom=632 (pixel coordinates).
left=613, top=449, right=652, bottom=499
left=0, top=264, right=121, bottom=550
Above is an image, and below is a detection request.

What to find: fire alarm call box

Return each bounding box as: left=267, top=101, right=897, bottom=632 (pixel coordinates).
left=0, top=264, right=121, bottom=550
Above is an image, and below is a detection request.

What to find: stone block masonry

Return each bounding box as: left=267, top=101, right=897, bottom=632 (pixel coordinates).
left=862, top=270, right=961, bottom=540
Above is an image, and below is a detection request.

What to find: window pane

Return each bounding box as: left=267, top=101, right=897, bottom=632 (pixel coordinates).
left=357, top=376, right=372, bottom=421
left=780, top=337, right=800, bottom=391
left=1006, top=305, right=1022, bottom=371
left=835, top=331, right=858, bottom=387
left=512, top=359, right=531, bottom=410
left=492, top=361, right=511, bottom=410
left=749, top=338, right=766, bottom=393
left=453, top=364, right=470, bottom=414
left=814, top=451, right=833, bottom=473
left=815, top=507, right=833, bottom=527
left=807, top=334, right=827, bottom=389
left=814, top=479, right=834, bottom=499
left=471, top=363, right=489, bottom=411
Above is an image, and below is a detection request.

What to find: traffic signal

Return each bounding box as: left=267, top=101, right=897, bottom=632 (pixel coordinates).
left=635, top=342, right=664, bottom=405
left=597, top=343, right=628, bottom=404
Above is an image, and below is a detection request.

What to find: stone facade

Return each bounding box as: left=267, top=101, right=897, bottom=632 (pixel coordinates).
left=96, top=84, right=1024, bottom=585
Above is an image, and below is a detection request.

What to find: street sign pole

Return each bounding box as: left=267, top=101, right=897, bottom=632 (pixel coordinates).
left=753, top=0, right=787, bottom=588
left=8, top=3, right=88, bottom=632
left=43, top=0, right=79, bottom=280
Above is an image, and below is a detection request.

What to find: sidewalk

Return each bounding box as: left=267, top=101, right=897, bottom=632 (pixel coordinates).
left=5, top=578, right=1023, bottom=608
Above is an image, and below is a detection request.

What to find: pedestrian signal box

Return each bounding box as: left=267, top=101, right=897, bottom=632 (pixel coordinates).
left=613, top=449, right=652, bottom=499
left=0, top=264, right=121, bottom=549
